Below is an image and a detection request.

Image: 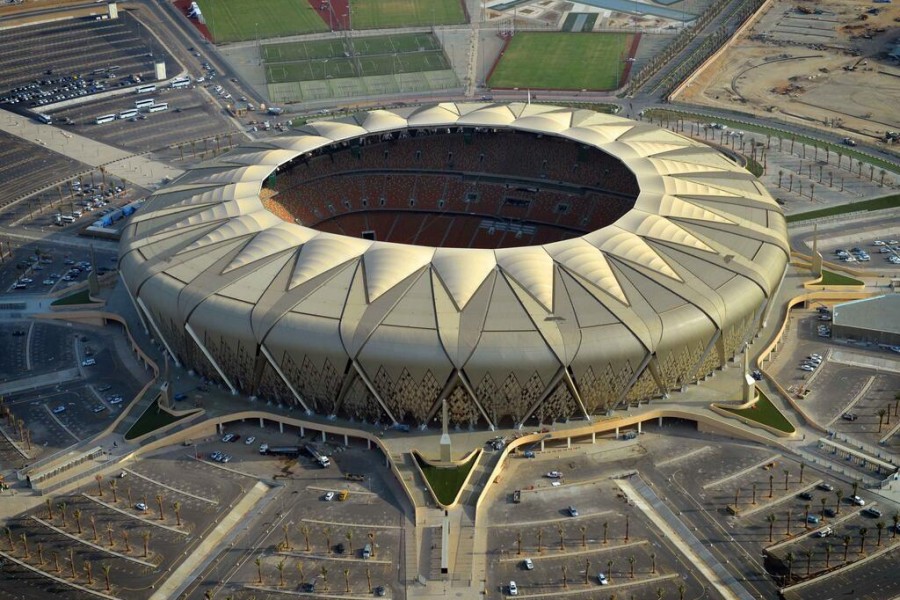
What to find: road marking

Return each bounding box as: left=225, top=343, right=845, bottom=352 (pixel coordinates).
left=763, top=504, right=868, bottom=553
left=498, top=539, right=648, bottom=562
left=488, top=509, right=614, bottom=528
left=826, top=375, right=874, bottom=427
left=123, top=468, right=218, bottom=504
left=0, top=549, right=120, bottom=600
left=45, top=404, right=80, bottom=443
left=80, top=493, right=188, bottom=535
left=512, top=572, right=679, bottom=598
left=31, top=515, right=156, bottom=566
left=298, top=517, right=402, bottom=530
left=737, top=480, right=824, bottom=520
left=277, top=549, right=391, bottom=565
left=655, top=445, right=711, bottom=467
left=702, top=454, right=782, bottom=490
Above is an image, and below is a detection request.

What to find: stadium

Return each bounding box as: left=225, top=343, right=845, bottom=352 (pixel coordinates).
left=119, top=102, right=789, bottom=430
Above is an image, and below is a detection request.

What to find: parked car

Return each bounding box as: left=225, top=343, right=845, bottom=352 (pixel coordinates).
left=523, top=558, right=534, bottom=570
left=850, top=495, right=866, bottom=506
left=52, top=405, right=66, bottom=414
left=508, top=581, right=518, bottom=596
left=817, top=483, right=834, bottom=492
left=568, top=506, right=579, bottom=517
left=245, top=436, right=256, bottom=445
left=82, top=358, right=96, bottom=366
left=842, top=413, right=858, bottom=421
left=324, top=491, right=335, bottom=502
left=135, top=502, right=148, bottom=511
left=221, top=433, right=235, bottom=443
left=806, top=515, right=820, bottom=524
left=597, top=573, right=609, bottom=585
left=545, top=471, right=563, bottom=479
left=798, top=491, right=813, bottom=500
left=862, top=507, right=882, bottom=518
left=814, top=526, right=834, bottom=538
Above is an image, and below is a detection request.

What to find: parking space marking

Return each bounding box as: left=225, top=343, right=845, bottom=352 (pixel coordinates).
left=44, top=404, right=80, bottom=442
left=299, top=518, right=402, bottom=530
left=737, top=480, right=823, bottom=519
left=0, top=549, right=119, bottom=600
left=307, top=484, right=377, bottom=496
left=826, top=375, right=875, bottom=427
left=123, top=468, right=218, bottom=505
left=702, top=455, right=782, bottom=490
left=510, top=572, right=679, bottom=598
left=30, top=515, right=156, bottom=566
left=763, top=505, right=870, bottom=553
left=655, top=445, right=711, bottom=468
left=277, top=550, right=392, bottom=565
left=80, top=493, right=189, bottom=535
left=488, top=510, right=614, bottom=528
left=498, top=538, right=648, bottom=562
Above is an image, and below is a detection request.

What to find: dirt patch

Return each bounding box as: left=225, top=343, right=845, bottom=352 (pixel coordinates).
left=172, top=0, right=212, bottom=41
left=306, top=0, right=349, bottom=31
left=675, top=0, right=900, bottom=146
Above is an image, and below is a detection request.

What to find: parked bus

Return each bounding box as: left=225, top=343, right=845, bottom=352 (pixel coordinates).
left=118, top=109, right=138, bottom=119
left=134, top=84, right=156, bottom=94
left=95, top=114, right=116, bottom=124
left=135, top=98, right=155, bottom=109
left=147, top=103, right=168, bottom=113
left=170, top=77, right=191, bottom=89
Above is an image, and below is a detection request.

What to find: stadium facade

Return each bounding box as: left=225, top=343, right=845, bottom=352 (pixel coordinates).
left=120, top=103, right=789, bottom=429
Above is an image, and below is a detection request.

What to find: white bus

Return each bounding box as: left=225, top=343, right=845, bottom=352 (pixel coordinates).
left=135, top=84, right=156, bottom=94
left=170, top=77, right=191, bottom=89
left=135, top=98, right=155, bottom=109
left=148, top=103, right=168, bottom=113
left=118, top=109, right=138, bottom=119
left=95, top=114, right=116, bottom=124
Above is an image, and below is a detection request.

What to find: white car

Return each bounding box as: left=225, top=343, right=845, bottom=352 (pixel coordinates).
left=52, top=405, right=66, bottom=414
left=545, top=471, right=563, bottom=479
left=324, top=491, right=335, bottom=502
left=245, top=436, right=256, bottom=445
left=850, top=495, right=865, bottom=506
left=82, top=358, right=96, bottom=367
left=523, top=558, right=534, bottom=570
left=508, top=581, right=518, bottom=596
left=597, top=573, right=609, bottom=585
left=135, top=502, right=148, bottom=511
left=800, top=365, right=815, bottom=372
left=221, top=433, right=234, bottom=443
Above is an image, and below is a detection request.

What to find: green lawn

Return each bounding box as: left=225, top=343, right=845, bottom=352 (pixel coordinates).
left=203, top=0, right=328, bottom=43
left=488, top=33, right=633, bottom=91
left=415, top=452, right=479, bottom=506
left=819, top=269, right=863, bottom=286
left=786, top=194, right=900, bottom=223
left=266, top=51, right=449, bottom=83
left=51, top=289, right=97, bottom=306
left=349, top=0, right=465, bottom=29
left=124, top=398, right=195, bottom=441
left=721, top=391, right=795, bottom=434
left=263, top=33, right=441, bottom=62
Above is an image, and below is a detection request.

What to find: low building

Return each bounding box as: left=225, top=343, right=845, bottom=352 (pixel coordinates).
left=831, top=294, right=900, bottom=346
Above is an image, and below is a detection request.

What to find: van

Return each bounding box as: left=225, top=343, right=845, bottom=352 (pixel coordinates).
left=362, top=543, right=372, bottom=559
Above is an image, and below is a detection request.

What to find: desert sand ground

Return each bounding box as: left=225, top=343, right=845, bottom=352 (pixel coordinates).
left=675, top=0, right=900, bottom=147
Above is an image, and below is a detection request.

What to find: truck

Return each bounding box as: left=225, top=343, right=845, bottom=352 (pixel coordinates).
left=345, top=473, right=365, bottom=481
left=304, top=444, right=331, bottom=467
left=264, top=445, right=301, bottom=457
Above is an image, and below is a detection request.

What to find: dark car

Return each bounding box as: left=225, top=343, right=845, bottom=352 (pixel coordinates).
left=173, top=393, right=187, bottom=401
left=375, top=586, right=386, bottom=597
left=842, top=413, right=858, bottom=421
left=335, top=543, right=345, bottom=555
left=798, top=491, right=813, bottom=501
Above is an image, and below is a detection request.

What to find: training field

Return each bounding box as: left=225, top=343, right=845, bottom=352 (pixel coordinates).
left=202, top=0, right=327, bottom=42
left=350, top=0, right=466, bottom=29
left=488, top=33, right=634, bottom=91
left=264, top=33, right=449, bottom=83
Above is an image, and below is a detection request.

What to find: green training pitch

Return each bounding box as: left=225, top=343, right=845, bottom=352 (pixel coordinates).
left=263, top=33, right=441, bottom=62
left=350, top=0, right=466, bottom=29
left=488, top=33, right=634, bottom=91
left=202, top=0, right=328, bottom=43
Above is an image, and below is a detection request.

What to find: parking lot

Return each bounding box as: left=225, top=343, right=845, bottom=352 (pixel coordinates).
left=2, top=245, right=118, bottom=296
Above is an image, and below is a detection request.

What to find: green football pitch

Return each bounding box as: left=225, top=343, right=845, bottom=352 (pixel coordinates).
left=263, top=33, right=449, bottom=83
left=202, top=0, right=465, bottom=43
left=488, top=33, right=634, bottom=91
left=202, top=0, right=328, bottom=43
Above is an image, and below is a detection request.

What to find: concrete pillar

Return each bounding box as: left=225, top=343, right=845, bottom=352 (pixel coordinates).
left=300, top=426, right=305, bottom=437
left=259, top=417, right=264, bottom=428
left=367, top=438, right=371, bottom=450
left=217, top=423, right=223, bottom=434
left=591, top=432, right=596, bottom=444
left=637, top=421, right=642, bottom=433
left=540, top=439, right=545, bottom=451
left=615, top=426, right=620, bottom=438
left=344, top=434, right=349, bottom=446
left=279, top=421, right=283, bottom=433
left=567, top=437, right=571, bottom=449
left=658, top=416, right=663, bottom=427
left=385, top=455, right=389, bottom=467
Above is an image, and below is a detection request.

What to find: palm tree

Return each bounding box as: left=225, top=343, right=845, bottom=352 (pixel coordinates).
left=344, top=568, right=351, bottom=592
left=783, top=469, right=790, bottom=491
left=320, top=566, right=329, bottom=592
left=842, top=535, right=851, bottom=563
left=752, top=483, right=757, bottom=505
left=880, top=169, right=886, bottom=186
left=585, top=558, right=591, bottom=585
left=20, top=533, right=29, bottom=558
left=769, top=474, right=774, bottom=498
left=876, top=521, right=885, bottom=547
left=102, top=564, right=112, bottom=591
left=820, top=497, right=828, bottom=520
left=368, top=531, right=376, bottom=558
left=37, top=542, right=44, bottom=566
left=804, top=548, right=813, bottom=576
left=5, top=527, right=14, bottom=551
left=282, top=524, right=291, bottom=550
left=156, top=494, right=165, bottom=520
left=678, top=582, right=686, bottom=600
left=45, top=498, right=54, bottom=520
left=69, top=547, right=77, bottom=579
left=657, top=588, right=664, bottom=600
left=300, top=524, right=311, bottom=552
left=835, top=489, right=843, bottom=515
left=824, top=543, right=831, bottom=568
left=537, top=528, right=544, bottom=554
left=628, top=555, right=636, bottom=578
left=174, top=501, right=182, bottom=527
left=767, top=511, right=777, bottom=542
left=276, top=559, right=285, bottom=587
left=90, top=515, right=98, bottom=541
left=799, top=464, right=805, bottom=484
left=734, top=487, right=740, bottom=509
left=603, top=521, right=609, bottom=544
left=365, top=567, right=372, bottom=593
left=580, top=525, right=587, bottom=549
left=106, top=524, right=114, bottom=548
left=297, top=560, right=305, bottom=585
left=59, top=502, right=67, bottom=527
left=804, top=504, right=811, bottom=529
left=893, top=512, right=899, bottom=539
left=878, top=409, right=886, bottom=433
left=73, top=508, right=83, bottom=535
left=650, top=552, right=656, bottom=574
left=122, top=529, right=130, bottom=553
left=624, top=515, right=630, bottom=541
left=562, top=564, right=568, bottom=589
left=858, top=527, right=868, bottom=554
left=108, top=479, right=118, bottom=503
left=345, top=530, right=353, bottom=554
left=786, top=510, right=792, bottom=536
left=142, top=530, right=151, bottom=557
left=852, top=481, right=859, bottom=499
left=777, top=170, right=783, bottom=188
left=85, top=560, right=94, bottom=585
left=323, top=526, right=332, bottom=554
left=95, top=475, right=104, bottom=497
left=607, top=559, right=614, bottom=584
left=516, top=531, right=522, bottom=556
left=557, top=524, right=565, bottom=551
left=785, top=552, right=794, bottom=583
left=255, top=557, right=263, bottom=584
left=52, top=551, right=60, bottom=573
